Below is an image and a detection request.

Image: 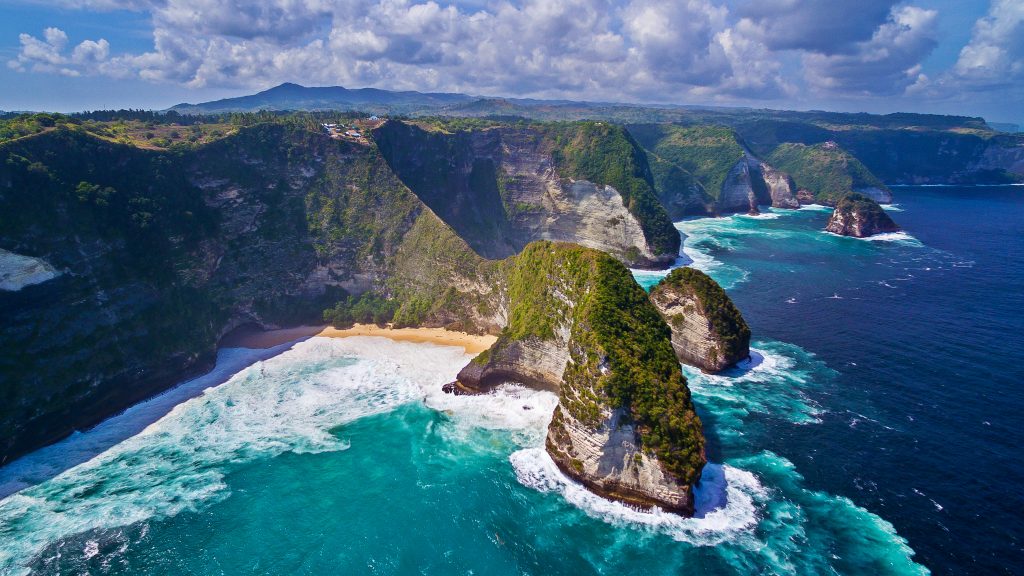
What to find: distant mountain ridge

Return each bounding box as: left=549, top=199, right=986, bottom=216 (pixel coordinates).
left=168, top=82, right=475, bottom=114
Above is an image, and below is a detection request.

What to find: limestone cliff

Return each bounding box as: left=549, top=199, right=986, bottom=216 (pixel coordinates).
left=825, top=193, right=901, bottom=238
left=758, top=162, right=801, bottom=209
left=452, top=242, right=706, bottom=515
left=649, top=267, right=751, bottom=372
left=373, top=120, right=679, bottom=268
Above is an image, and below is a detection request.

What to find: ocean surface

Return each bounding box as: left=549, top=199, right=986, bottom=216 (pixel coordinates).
left=1, top=185, right=1021, bottom=575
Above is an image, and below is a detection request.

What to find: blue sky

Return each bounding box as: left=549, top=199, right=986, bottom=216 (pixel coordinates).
left=1, top=0, right=1021, bottom=124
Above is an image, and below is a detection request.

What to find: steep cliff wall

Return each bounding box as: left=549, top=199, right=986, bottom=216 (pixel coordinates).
left=825, top=193, right=901, bottom=238
left=0, top=125, right=424, bottom=462
left=758, top=162, right=801, bottom=209
left=373, top=120, right=679, bottom=267
left=628, top=124, right=802, bottom=215
left=649, top=267, right=751, bottom=372
left=766, top=142, right=892, bottom=205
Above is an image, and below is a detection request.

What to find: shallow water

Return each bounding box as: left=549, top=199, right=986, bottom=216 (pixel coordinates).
left=1, top=186, right=1020, bottom=575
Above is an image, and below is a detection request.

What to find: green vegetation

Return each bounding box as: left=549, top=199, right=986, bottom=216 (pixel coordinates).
left=766, top=142, right=889, bottom=204
left=494, top=242, right=704, bottom=483
left=588, top=255, right=705, bottom=481
left=829, top=192, right=900, bottom=236
left=546, top=121, right=679, bottom=256
left=628, top=124, right=746, bottom=198
left=323, top=292, right=397, bottom=327
left=644, top=151, right=714, bottom=218
left=657, top=267, right=750, bottom=363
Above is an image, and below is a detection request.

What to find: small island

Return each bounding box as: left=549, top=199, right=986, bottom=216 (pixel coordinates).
left=649, top=267, right=751, bottom=372
left=825, top=192, right=901, bottom=238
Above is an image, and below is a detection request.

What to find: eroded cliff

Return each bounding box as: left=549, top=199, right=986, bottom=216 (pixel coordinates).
left=649, top=267, right=751, bottom=372
left=373, top=120, right=679, bottom=267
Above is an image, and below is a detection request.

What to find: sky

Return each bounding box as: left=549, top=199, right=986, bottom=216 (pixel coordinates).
left=0, top=0, right=1021, bottom=124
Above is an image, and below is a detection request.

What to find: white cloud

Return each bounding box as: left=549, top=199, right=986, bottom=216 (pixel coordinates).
left=802, top=6, right=938, bottom=97
left=951, top=0, right=1024, bottom=88
left=8, top=0, right=798, bottom=102
left=7, top=0, right=1002, bottom=111
left=8, top=27, right=109, bottom=77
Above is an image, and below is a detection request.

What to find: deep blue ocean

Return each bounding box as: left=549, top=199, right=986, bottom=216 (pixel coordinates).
left=0, top=185, right=1021, bottom=575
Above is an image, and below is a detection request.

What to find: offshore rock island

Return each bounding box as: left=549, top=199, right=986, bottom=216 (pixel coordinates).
left=826, top=193, right=902, bottom=238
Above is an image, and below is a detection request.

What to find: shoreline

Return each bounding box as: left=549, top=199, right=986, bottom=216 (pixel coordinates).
left=224, top=323, right=497, bottom=355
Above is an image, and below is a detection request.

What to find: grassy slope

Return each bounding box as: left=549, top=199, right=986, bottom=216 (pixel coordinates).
left=627, top=124, right=746, bottom=199
left=767, top=142, right=889, bottom=204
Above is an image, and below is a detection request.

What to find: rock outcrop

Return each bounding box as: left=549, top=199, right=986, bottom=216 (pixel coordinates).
left=717, top=156, right=762, bottom=214
left=825, top=193, right=901, bottom=238
left=649, top=267, right=751, bottom=372
left=759, top=163, right=801, bottom=209
left=452, top=242, right=706, bottom=515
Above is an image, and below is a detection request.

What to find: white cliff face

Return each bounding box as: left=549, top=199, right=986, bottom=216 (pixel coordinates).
left=760, top=164, right=801, bottom=209
left=650, top=289, right=726, bottom=371
left=648, top=268, right=751, bottom=373
left=497, top=131, right=668, bottom=265
left=716, top=153, right=803, bottom=213
left=536, top=179, right=659, bottom=263
left=0, top=249, right=61, bottom=291
left=717, top=157, right=759, bottom=214
left=546, top=405, right=695, bottom=514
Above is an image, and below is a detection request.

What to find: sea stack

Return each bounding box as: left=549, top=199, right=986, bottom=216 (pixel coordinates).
left=825, top=193, right=901, bottom=238
left=649, top=267, right=751, bottom=372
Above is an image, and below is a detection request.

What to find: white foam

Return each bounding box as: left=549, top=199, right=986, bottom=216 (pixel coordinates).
left=684, top=345, right=826, bottom=427
left=0, top=249, right=61, bottom=291
left=797, top=203, right=832, bottom=212
left=823, top=230, right=922, bottom=246
left=739, top=210, right=782, bottom=220
left=0, top=336, right=475, bottom=575
left=0, top=344, right=299, bottom=499
left=510, top=449, right=765, bottom=546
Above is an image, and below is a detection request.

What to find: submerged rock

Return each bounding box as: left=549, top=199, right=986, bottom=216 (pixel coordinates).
left=649, top=267, right=751, bottom=372
left=825, top=193, right=901, bottom=238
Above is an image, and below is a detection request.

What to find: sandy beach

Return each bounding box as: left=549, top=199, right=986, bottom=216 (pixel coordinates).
left=318, top=325, right=497, bottom=354
left=222, top=324, right=497, bottom=354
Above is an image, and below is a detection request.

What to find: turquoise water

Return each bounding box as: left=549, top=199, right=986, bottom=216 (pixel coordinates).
left=3, top=186, right=1020, bottom=574
left=0, top=336, right=923, bottom=575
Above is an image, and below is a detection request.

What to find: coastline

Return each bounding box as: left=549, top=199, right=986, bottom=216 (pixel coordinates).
left=224, top=323, right=498, bottom=355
